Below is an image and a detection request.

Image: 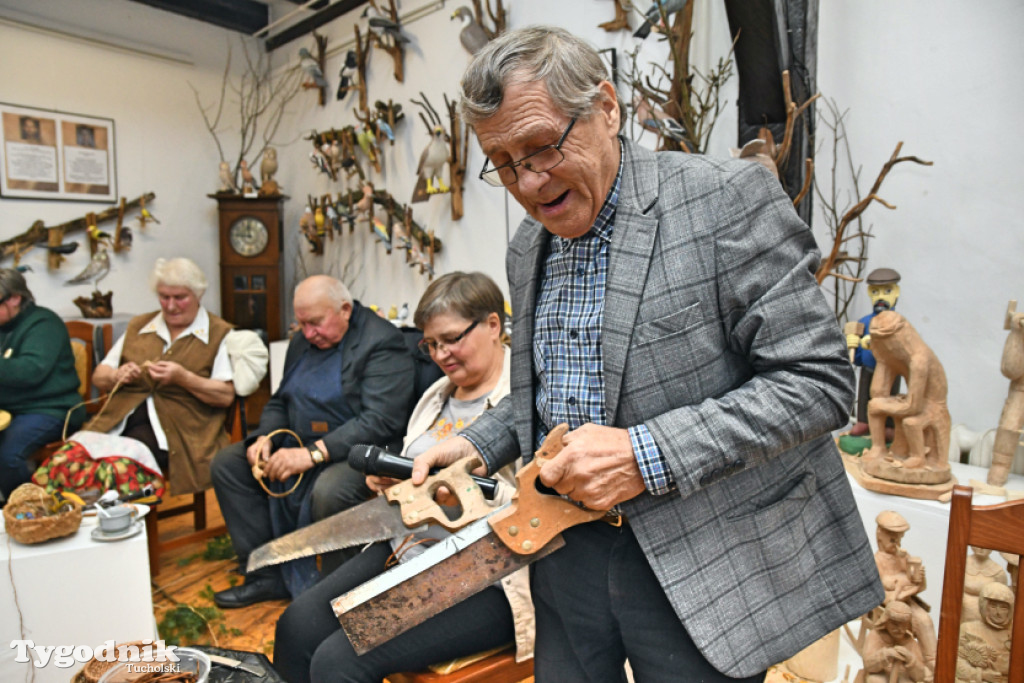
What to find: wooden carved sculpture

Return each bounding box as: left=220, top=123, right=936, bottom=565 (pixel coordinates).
left=989, top=300, right=1024, bottom=486
left=962, top=546, right=1009, bottom=624
left=871, top=510, right=937, bottom=677
left=861, top=311, right=952, bottom=488
left=956, top=582, right=1014, bottom=683
left=861, top=601, right=931, bottom=683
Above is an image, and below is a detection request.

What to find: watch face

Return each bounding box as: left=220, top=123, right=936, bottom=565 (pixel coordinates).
left=229, top=216, right=269, bottom=257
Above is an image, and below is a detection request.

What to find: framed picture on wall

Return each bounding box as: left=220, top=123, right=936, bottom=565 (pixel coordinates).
left=0, top=102, right=117, bottom=202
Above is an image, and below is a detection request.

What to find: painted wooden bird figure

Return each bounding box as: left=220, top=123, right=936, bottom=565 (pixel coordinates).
left=371, top=217, right=392, bottom=254
left=118, top=226, right=133, bottom=249
left=451, top=6, right=490, bottom=55
left=137, top=206, right=161, bottom=226
left=327, top=140, right=342, bottom=174
left=240, top=159, right=257, bottom=190
left=392, top=221, right=411, bottom=251
left=356, top=125, right=379, bottom=165
left=632, top=95, right=689, bottom=143
left=364, top=6, right=410, bottom=45
left=314, top=205, right=326, bottom=236
left=634, top=0, right=688, bottom=40
left=219, top=161, right=238, bottom=193
left=417, top=125, right=450, bottom=194
left=298, top=47, right=328, bottom=88
left=65, top=248, right=111, bottom=287
left=87, top=223, right=112, bottom=244
left=355, top=184, right=375, bottom=220
left=299, top=206, right=322, bottom=253
left=325, top=203, right=341, bottom=233
left=310, top=151, right=332, bottom=177
left=336, top=50, right=358, bottom=100
left=260, top=148, right=278, bottom=184
left=42, top=241, right=79, bottom=255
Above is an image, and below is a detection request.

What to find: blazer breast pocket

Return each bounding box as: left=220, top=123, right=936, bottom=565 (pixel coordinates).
left=635, top=302, right=702, bottom=347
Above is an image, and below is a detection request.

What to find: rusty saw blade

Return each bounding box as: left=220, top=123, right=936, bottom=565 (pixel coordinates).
left=333, top=511, right=563, bottom=655
left=333, top=424, right=608, bottom=654
left=246, top=455, right=497, bottom=573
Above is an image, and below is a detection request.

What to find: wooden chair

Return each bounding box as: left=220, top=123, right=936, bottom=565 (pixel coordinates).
left=386, top=646, right=533, bottom=683
left=31, top=321, right=113, bottom=465
left=934, top=485, right=1024, bottom=682
left=144, top=396, right=246, bottom=577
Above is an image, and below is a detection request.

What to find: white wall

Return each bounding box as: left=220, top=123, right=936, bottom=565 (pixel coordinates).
left=1, top=0, right=1021, bottom=436
left=0, top=0, right=265, bottom=318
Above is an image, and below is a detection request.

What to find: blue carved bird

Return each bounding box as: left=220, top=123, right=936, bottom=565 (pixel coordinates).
left=634, top=0, right=688, bottom=40
left=299, top=47, right=328, bottom=89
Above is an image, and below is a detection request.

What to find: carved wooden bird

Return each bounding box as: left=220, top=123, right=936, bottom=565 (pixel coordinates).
left=240, top=160, right=257, bottom=189
left=299, top=47, right=328, bottom=88
left=299, top=206, right=322, bottom=253
left=260, top=148, right=278, bottom=184
left=42, top=241, right=79, bottom=255
left=363, top=6, right=410, bottom=45
left=136, top=206, right=161, bottom=226
left=336, top=50, right=358, bottom=100
left=417, top=125, right=450, bottom=194
left=356, top=125, right=379, bottom=164
left=355, top=184, right=375, bottom=219
left=66, top=248, right=111, bottom=287
left=634, top=0, right=688, bottom=40
left=451, top=6, right=489, bottom=55
left=371, top=217, right=392, bottom=253
left=219, top=161, right=238, bottom=193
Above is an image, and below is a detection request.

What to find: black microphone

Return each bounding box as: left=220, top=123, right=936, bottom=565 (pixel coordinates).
left=347, top=444, right=498, bottom=500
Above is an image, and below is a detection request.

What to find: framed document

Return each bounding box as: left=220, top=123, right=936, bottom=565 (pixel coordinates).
left=0, top=102, right=117, bottom=202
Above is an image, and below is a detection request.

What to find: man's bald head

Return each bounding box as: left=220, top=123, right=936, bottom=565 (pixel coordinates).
left=293, top=276, right=354, bottom=349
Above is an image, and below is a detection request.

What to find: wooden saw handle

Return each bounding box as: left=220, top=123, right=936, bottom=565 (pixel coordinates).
left=384, top=455, right=493, bottom=531
left=488, top=423, right=607, bottom=554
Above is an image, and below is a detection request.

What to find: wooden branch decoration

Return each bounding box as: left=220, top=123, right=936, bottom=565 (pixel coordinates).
left=112, top=199, right=127, bottom=254
left=774, top=70, right=820, bottom=171
left=0, top=192, right=156, bottom=265
left=47, top=227, right=65, bottom=270
left=792, top=158, right=814, bottom=208
left=445, top=93, right=467, bottom=221
left=314, top=32, right=328, bottom=107
left=815, top=142, right=933, bottom=284
left=599, top=0, right=630, bottom=32
left=367, top=0, right=406, bottom=83
left=353, top=25, right=371, bottom=115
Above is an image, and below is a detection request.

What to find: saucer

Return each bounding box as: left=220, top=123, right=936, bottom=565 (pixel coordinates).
left=91, top=520, right=144, bottom=542
left=84, top=502, right=150, bottom=519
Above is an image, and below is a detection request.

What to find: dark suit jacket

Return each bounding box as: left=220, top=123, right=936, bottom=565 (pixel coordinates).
left=462, top=139, right=883, bottom=676
left=253, top=302, right=413, bottom=458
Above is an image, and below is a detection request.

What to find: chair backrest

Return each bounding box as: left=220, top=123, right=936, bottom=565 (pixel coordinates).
left=65, top=321, right=113, bottom=414
left=935, top=485, right=1024, bottom=682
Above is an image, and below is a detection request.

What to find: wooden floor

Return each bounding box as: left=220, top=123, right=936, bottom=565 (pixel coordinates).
left=148, top=490, right=536, bottom=682
left=149, top=489, right=286, bottom=657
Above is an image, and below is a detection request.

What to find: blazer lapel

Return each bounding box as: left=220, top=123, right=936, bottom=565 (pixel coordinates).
left=510, top=218, right=549, bottom=456
left=603, top=140, right=660, bottom=424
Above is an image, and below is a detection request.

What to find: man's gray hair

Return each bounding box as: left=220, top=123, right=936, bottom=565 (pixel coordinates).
left=459, top=25, right=612, bottom=126
left=150, top=257, right=208, bottom=298
left=0, top=268, right=34, bottom=304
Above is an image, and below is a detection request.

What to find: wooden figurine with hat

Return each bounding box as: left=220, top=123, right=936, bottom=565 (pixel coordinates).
left=846, top=267, right=902, bottom=437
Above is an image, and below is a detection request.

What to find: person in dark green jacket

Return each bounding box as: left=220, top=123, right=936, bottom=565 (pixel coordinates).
left=0, top=268, right=84, bottom=500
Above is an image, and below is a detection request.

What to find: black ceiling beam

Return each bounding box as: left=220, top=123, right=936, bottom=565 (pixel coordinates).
left=265, top=0, right=366, bottom=52
left=127, top=0, right=268, bottom=35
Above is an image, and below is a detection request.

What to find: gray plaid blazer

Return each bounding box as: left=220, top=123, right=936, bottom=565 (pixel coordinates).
left=462, top=138, right=883, bottom=677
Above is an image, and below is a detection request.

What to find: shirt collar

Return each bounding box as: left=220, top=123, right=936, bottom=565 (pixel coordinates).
left=140, top=306, right=211, bottom=345
left=551, top=144, right=623, bottom=253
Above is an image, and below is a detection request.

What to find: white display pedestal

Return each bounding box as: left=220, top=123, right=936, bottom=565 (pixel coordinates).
left=0, top=511, right=155, bottom=683
left=780, top=460, right=1024, bottom=682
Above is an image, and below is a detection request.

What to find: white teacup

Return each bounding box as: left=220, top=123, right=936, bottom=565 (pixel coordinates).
left=98, top=504, right=136, bottom=534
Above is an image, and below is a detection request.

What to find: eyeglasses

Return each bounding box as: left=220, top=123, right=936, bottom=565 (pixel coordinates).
left=479, top=118, right=577, bottom=187
left=417, top=320, right=479, bottom=357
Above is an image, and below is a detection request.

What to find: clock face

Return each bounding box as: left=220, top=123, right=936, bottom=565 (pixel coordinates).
left=229, top=216, right=269, bottom=257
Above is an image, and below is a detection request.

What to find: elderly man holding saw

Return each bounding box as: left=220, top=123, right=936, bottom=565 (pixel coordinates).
left=404, top=26, right=883, bottom=682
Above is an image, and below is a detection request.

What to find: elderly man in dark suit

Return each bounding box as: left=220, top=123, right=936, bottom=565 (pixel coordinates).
left=412, top=26, right=883, bottom=682
left=212, top=275, right=413, bottom=608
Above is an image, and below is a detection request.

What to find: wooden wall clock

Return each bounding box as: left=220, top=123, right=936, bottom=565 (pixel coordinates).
left=211, top=195, right=287, bottom=342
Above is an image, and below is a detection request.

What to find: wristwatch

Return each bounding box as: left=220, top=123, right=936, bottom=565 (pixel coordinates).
left=308, top=446, right=327, bottom=465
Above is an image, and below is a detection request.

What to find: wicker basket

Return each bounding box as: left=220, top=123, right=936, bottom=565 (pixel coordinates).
left=2, top=483, right=82, bottom=544
left=71, top=641, right=148, bottom=683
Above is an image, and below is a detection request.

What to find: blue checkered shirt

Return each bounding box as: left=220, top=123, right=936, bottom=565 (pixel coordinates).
left=533, top=162, right=675, bottom=495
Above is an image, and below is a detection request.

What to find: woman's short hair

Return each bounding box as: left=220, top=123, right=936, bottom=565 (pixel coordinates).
left=459, top=25, right=612, bottom=126
left=414, top=272, right=506, bottom=333
left=150, top=257, right=208, bottom=298
left=0, top=268, right=34, bottom=304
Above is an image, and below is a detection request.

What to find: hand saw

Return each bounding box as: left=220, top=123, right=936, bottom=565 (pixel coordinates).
left=332, top=424, right=612, bottom=655
left=245, top=445, right=499, bottom=573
